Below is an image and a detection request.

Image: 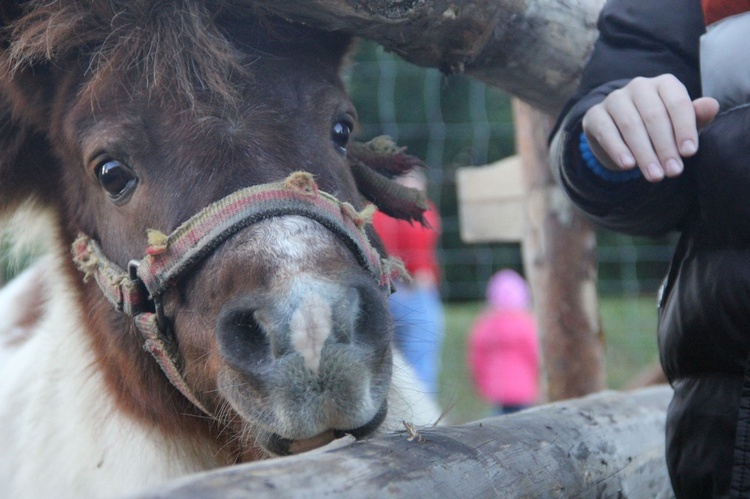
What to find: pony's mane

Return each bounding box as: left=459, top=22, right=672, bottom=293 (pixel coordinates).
left=2, top=1, right=280, bottom=108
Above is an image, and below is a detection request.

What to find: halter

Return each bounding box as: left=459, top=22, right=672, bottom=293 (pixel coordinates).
left=72, top=171, right=407, bottom=418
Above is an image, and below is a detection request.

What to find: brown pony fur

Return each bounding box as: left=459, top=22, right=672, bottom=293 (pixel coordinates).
left=0, top=1, right=363, bottom=464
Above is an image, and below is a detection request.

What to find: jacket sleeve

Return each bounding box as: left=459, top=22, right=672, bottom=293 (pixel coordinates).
left=549, top=0, right=705, bottom=237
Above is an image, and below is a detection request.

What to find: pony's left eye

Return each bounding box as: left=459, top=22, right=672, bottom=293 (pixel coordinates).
left=97, top=160, right=137, bottom=200
left=331, top=119, right=352, bottom=154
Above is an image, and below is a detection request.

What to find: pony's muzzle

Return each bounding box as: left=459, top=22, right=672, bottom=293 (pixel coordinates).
left=215, top=279, right=393, bottom=443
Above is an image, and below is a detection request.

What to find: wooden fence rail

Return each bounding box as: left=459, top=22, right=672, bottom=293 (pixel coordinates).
left=133, top=386, right=674, bottom=498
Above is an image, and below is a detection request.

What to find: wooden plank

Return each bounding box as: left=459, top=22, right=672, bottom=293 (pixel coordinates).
left=134, top=386, right=674, bottom=498
left=456, top=155, right=526, bottom=243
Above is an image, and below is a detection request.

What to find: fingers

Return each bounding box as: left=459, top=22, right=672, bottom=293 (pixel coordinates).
left=621, top=78, right=675, bottom=180
left=693, top=97, right=719, bottom=130
left=656, top=78, right=701, bottom=163
left=582, top=105, right=636, bottom=171
left=581, top=74, right=702, bottom=183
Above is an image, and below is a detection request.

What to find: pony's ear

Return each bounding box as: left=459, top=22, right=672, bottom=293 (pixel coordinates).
left=0, top=61, right=59, bottom=131
left=0, top=91, right=59, bottom=216
left=0, top=27, right=61, bottom=215
left=0, top=1, right=76, bottom=131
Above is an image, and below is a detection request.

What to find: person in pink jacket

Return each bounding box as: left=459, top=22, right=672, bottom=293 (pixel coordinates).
left=468, top=269, right=539, bottom=415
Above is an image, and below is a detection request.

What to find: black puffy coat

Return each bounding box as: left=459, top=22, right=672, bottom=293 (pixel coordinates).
left=550, top=0, right=750, bottom=496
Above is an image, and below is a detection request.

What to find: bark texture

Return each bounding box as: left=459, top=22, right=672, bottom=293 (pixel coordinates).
left=253, top=0, right=605, bottom=114
left=135, top=387, right=673, bottom=498
left=515, top=98, right=606, bottom=401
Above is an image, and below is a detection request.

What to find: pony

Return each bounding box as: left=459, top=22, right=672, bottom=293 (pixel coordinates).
left=0, top=1, right=439, bottom=496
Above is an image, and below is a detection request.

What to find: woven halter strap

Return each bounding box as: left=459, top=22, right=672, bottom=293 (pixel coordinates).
left=71, top=171, right=407, bottom=419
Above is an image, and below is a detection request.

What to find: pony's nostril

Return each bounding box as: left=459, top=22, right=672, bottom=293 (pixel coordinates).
left=216, top=306, right=271, bottom=371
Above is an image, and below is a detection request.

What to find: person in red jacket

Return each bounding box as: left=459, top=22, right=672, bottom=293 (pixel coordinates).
left=468, top=269, right=539, bottom=415
left=372, top=170, right=444, bottom=398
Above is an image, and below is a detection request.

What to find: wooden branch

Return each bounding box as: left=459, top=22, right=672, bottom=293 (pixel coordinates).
left=134, top=386, right=673, bottom=498
left=253, top=0, right=606, bottom=114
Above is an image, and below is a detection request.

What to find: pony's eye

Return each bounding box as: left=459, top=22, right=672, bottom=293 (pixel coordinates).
left=331, top=119, right=352, bottom=154
left=97, top=160, right=137, bottom=199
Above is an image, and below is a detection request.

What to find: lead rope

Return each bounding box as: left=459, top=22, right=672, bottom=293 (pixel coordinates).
left=72, top=171, right=409, bottom=419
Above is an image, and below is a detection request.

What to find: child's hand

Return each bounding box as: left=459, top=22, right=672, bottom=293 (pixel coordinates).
left=582, top=74, right=719, bottom=182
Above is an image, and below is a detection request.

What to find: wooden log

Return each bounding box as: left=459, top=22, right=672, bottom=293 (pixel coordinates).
left=252, top=0, right=605, bottom=114
left=133, top=386, right=674, bottom=498
left=514, top=98, right=605, bottom=401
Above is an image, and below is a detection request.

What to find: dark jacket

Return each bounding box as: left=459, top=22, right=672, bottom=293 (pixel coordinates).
left=550, top=0, right=750, bottom=496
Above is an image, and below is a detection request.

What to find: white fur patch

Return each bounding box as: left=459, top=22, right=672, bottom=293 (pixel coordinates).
left=0, top=263, right=45, bottom=359
left=384, top=349, right=443, bottom=430
left=289, top=293, right=332, bottom=374
left=0, top=255, right=221, bottom=498
left=257, top=216, right=333, bottom=264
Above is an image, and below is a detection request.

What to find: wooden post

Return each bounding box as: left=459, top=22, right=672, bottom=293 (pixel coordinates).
left=134, top=387, right=673, bottom=498
left=513, top=98, right=606, bottom=401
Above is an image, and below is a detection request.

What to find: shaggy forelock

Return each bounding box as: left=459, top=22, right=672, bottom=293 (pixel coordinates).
left=3, top=0, right=258, bottom=108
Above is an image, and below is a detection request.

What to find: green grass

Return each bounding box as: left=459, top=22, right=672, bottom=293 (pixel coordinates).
left=438, top=295, right=660, bottom=424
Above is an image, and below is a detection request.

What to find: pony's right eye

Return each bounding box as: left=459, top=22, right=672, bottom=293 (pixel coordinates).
left=331, top=119, right=353, bottom=154
left=97, top=160, right=138, bottom=200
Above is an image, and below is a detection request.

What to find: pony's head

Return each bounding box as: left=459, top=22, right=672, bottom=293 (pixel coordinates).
left=0, top=0, right=426, bottom=458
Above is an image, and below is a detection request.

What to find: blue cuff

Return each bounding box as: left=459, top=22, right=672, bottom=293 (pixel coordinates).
left=579, top=132, right=642, bottom=183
